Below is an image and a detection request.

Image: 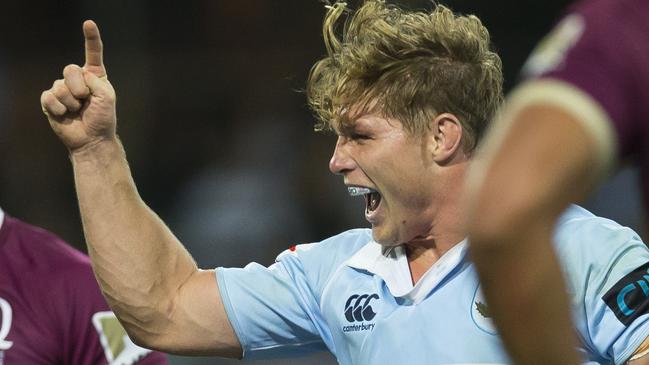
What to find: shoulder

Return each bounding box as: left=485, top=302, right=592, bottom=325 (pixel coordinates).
left=554, top=205, right=648, bottom=283
left=554, top=205, right=642, bottom=250
left=274, top=228, right=373, bottom=291
left=276, top=228, right=373, bottom=265
left=2, top=215, right=102, bottom=303
left=3, top=215, right=91, bottom=270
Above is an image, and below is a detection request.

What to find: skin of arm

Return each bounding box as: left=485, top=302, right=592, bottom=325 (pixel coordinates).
left=465, top=104, right=602, bottom=365
left=629, top=339, right=649, bottom=364
left=40, top=20, right=241, bottom=356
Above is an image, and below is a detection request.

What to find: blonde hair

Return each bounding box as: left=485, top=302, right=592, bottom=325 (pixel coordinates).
left=307, top=0, right=503, bottom=152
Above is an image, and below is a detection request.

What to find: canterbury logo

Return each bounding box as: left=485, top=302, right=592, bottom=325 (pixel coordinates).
left=344, top=294, right=379, bottom=322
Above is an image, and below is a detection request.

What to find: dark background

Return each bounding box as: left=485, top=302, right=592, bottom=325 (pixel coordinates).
left=0, top=1, right=643, bottom=363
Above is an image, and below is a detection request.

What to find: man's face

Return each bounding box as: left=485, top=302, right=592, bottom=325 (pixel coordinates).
left=329, top=112, right=438, bottom=246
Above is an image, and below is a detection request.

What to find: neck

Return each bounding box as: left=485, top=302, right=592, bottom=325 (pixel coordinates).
left=405, top=234, right=464, bottom=285
left=405, top=160, right=469, bottom=283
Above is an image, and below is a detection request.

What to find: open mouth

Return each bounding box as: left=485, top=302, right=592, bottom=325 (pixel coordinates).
left=347, top=186, right=382, bottom=214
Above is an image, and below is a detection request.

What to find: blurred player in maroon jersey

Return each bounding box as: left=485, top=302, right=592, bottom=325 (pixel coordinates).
left=466, top=0, right=649, bottom=364
left=0, top=208, right=169, bottom=364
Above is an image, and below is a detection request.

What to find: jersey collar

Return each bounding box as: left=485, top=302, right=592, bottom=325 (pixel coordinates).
left=346, top=238, right=468, bottom=304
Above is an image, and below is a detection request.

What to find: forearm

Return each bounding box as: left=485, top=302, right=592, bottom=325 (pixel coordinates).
left=70, top=137, right=198, bottom=342
left=469, top=181, right=581, bottom=365
left=472, top=217, right=580, bottom=365
left=467, top=104, right=605, bottom=364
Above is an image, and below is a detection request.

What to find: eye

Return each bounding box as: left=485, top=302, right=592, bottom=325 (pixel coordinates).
left=351, top=133, right=371, bottom=141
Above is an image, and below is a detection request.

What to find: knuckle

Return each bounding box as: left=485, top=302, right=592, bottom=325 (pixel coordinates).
left=42, top=91, right=56, bottom=105
left=51, top=84, right=67, bottom=98
left=64, top=97, right=82, bottom=110
left=40, top=95, right=52, bottom=114
left=42, top=92, right=65, bottom=114
left=74, top=85, right=90, bottom=98
left=71, top=99, right=83, bottom=110
left=44, top=104, right=62, bottom=116
left=62, top=72, right=90, bottom=98
left=63, top=64, right=80, bottom=75
left=67, top=82, right=89, bottom=98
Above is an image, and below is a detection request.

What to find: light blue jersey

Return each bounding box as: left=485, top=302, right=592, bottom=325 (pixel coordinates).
left=216, top=206, right=649, bottom=364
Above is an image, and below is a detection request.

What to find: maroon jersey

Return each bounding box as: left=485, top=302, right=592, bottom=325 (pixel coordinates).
left=0, top=210, right=168, bottom=364
left=525, top=0, right=649, bottom=206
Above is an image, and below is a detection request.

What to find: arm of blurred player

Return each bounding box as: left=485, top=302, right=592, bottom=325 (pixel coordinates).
left=465, top=100, right=606, bottom=365
left=629, top=338, right=649, bottom=364
left=40, top=20, right=241, bottom=357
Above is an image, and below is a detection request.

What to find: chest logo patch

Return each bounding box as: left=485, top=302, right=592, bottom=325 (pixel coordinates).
left=471, top=286, right=498, bottom=335
left=342, top=293, right=378, bottom=333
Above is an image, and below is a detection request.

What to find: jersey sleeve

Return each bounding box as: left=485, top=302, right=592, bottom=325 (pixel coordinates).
left=556, top=209, right=649, bottom=364
left=522, top=1, right=649, bottom=160
left=216, top=246, right=329, bottom=359
left=216, top=229, right=372, bottom=359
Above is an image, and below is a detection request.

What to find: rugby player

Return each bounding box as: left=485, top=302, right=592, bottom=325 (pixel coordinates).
left=40, top=1, right=649, bottom=363
left=467, top=0, right=649, bottom=363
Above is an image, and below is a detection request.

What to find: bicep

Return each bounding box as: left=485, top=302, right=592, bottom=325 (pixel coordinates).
left=150, top=269, right=242, bottom=357
left=147, top=260, right=325, bottom=359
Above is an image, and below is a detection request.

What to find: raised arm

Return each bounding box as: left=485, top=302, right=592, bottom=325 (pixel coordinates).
left=40, top=20, right=240, bottom=356
left=465, top=100, right=602, bottom=365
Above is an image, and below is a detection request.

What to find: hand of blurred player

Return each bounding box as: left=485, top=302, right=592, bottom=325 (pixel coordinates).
left=41, top=20, right=116, bottom=152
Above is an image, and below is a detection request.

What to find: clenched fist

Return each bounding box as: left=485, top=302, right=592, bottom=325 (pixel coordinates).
left=41, top=20, right=117, bottom=152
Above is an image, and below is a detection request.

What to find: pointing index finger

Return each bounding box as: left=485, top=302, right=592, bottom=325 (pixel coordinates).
left=82, top=20, right=106, bottom=77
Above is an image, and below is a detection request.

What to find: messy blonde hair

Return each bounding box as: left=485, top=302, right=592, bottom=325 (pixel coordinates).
left=307, top=0, right=503, bottom=152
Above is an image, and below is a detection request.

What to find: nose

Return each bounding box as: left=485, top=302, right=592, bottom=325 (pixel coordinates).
left=329, top=136, right=355, bottom=175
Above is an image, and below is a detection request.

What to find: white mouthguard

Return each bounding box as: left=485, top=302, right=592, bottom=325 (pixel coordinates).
left=347, top=187, right=372, bottom=196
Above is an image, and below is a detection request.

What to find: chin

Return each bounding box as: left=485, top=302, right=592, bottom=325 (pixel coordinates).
left=371, top=227, right=401, bottom=247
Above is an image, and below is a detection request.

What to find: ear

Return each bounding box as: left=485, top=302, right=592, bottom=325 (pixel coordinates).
left=429, top=113, right=463, bottom=163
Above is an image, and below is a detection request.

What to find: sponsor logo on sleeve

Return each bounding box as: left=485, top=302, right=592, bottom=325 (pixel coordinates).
left=603, top=262, right=649, bottom=326
left=92, top=311, right=152, bottom=365
left=342, top=293, right=379, bottom=333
